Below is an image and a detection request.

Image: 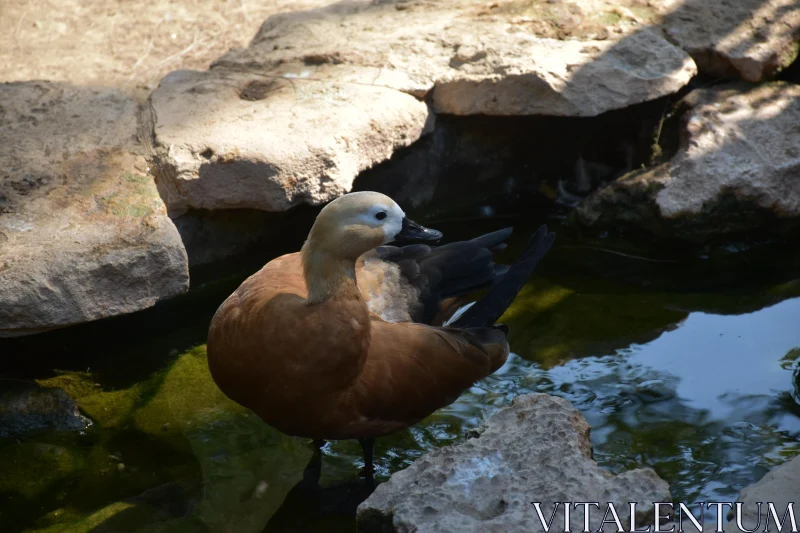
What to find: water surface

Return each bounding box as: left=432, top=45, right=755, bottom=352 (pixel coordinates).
left=2, top=229, right=799, bottom=533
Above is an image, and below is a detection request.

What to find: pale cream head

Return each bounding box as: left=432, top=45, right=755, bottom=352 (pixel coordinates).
left=301, top=192, right=441, bottom=303
left=305, top=191, right=407, bottom=260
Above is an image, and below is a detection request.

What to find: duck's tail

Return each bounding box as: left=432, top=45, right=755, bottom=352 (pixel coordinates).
left=450, top=225, right=555, bottom=329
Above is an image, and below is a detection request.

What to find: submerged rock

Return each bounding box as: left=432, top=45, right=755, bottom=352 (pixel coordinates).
left=0, top=81, right=189, bottom=337
left=577, top=82, right=800, bottom=242
left=0, top=384, right=91, bottom=438
left=7, top=347, right=313, bottom=533
left=357, top=393, right=670, bottom=533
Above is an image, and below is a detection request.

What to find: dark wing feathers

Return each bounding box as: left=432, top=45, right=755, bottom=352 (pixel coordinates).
left=465, top=227, right=513, bottom=250
left=376, top=225, right=554, bottom=327
left=434, top=248, right=496, bottom=298
left=452, top=225, right=555, bottom=329
left=377, top=228, right=517, bottom=325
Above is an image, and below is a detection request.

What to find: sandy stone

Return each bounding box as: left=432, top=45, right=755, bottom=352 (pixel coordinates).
left=147, top=67, right=432, bottom=214
left=577, top=82, right=800, bottom=242
left=216, top=0, right=696, bottom=117
left=357, top=393, right=670, bottom=533
left=431, top=27, right=696, bottom=117
left=0, top=0, right=337, bottom=101
left=147, top=0, right=696, bottom=214
left=662, top=0, right=800, bottom=82
left=0, top=81, right=189, bottom=336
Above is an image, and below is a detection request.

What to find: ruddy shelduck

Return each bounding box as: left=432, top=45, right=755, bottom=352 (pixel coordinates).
left=207, top=191, right=555, bottom=480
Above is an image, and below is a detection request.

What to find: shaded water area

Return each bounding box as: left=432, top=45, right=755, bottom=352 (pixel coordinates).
left=2, top=216, right=800, bottom=533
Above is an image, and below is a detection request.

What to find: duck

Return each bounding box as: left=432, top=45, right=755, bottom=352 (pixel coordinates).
left=207, top=191, right=555, bottom=480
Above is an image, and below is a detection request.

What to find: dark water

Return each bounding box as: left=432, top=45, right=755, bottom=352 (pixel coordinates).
left=2, top=224, right=800, bottom=533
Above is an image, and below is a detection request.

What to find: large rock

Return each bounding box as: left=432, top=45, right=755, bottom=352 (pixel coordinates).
left=663, top=0, right=800, bottom=82
left=215, top=0, right=696, bottom=118
left=147, top=0, right=696, bottom=214
left=147, top=66, right=432, bottom=213
left=576, top=82, right=800, bottom=242
left=0, top=82, right=189, bottom=337
left=357, top=393, right=670, bottom=533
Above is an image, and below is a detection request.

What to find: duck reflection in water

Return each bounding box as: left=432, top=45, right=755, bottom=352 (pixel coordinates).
left=263, top=441, right=375, bottom=532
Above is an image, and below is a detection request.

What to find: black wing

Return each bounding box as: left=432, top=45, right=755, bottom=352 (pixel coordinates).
left=451, top=225, right=555, bottom=329
left=376, top=228, right=513, bottom=325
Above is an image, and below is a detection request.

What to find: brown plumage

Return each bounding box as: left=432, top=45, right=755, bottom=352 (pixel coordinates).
left=207, top=191, right=554, bottom=474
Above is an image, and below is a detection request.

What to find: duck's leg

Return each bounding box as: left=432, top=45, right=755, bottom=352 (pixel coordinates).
left=358, top=437, right=375, bottom=485
left=301, top=439, right=326, bottom=488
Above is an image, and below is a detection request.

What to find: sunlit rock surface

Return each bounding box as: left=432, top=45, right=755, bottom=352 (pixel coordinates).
left=147, top=66, right=432, bottom=214
left=0, top=81, right=189, bottom=337
left=217, top=0, right=696, bottom=117
left=357, top=393, right=670, bottom=533
left=147, top=0, right=696, bottom=214
left=662, top=0, right=800, bottom=82
left=577, top=82, right=800, bottom=242
left=146, top=0, right=799, bottom=214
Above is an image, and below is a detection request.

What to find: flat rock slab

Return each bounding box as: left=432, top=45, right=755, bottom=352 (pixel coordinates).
left=148, top=67, right=432, bottom=213
left=0, top=81, right=189, bottom=337
left=577, top=82, right=800, bottom=242
left=216, top=0, right=696, bottom=117
left=357, top=393, right=670, bottom=533
left=662, top=0, right=800, bottom=82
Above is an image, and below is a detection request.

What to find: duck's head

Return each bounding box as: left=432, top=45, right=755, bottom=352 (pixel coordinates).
left=304, top=191, right=442, bottom=260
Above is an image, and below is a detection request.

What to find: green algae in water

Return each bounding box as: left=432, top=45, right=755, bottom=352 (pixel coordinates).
left=2, top=348, right=312, bottom=533
left=2, top=230, right=800, bottom=532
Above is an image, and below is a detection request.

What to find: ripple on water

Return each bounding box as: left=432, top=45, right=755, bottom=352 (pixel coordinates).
left=422, top=297, right=800, bottom=512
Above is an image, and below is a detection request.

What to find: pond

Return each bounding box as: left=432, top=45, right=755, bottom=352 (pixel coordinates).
left=2, top=219, right=800, bottom=533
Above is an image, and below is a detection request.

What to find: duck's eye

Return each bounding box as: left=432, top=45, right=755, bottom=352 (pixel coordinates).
left=375, top=211, right=387, bottom=221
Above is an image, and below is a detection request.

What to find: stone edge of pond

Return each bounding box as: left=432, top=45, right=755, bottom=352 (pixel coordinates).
left=356, top=393, right=671, bottom=533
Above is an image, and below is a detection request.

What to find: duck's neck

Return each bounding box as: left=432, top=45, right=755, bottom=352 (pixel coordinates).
left=301, top=242, right=361, bottom=304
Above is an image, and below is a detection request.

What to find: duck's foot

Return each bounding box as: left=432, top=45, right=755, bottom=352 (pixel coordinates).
left=361, top=472, right=375, bottom=490
left=357, top=437, right=376, bottom=487
left=357, top=465, right=375, bottom=478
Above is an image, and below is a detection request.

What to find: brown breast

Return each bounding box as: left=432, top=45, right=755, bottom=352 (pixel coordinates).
left=207, top=254, right=371, bottom=438
left=207, top=253, right=508, bottom=441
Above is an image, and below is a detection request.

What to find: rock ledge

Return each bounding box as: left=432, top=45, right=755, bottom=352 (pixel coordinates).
left=357, top=393, right=670, bottom=533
